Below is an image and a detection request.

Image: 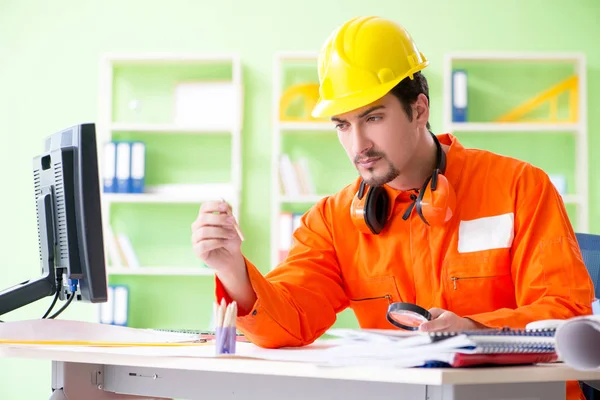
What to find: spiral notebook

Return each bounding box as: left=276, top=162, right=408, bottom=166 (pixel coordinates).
left=325, top=327, right=558, bottom=368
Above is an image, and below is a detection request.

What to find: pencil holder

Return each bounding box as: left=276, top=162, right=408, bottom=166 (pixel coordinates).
left=215, top=326, right=237, bottom=355
left=214, top=300, right=238, bottom=355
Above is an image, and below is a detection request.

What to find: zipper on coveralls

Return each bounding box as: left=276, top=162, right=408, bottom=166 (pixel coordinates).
left=450, top=275, right=497, bottom=290
left=350, top=294, right=392, bottom=304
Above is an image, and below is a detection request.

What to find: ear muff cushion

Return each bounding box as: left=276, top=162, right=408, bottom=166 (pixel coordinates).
left=417, top=173, right=455, bottom=226
left=364, top=186, right=389, bottom=234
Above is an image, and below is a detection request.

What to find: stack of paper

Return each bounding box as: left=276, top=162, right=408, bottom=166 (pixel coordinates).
left=321, top=328, right=558, bottom=368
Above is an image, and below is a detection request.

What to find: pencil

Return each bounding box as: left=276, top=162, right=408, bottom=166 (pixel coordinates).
left=220, top=198, right=245, bottom=241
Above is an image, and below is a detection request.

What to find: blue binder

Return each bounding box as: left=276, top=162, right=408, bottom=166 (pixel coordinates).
left=452, top=69, right=468, bottom=122
left=115, top=141, right=132, bottom=193
left=112, top=284, right=129, bottom=326
left=98, top=284, right=129, bottom=326
left=129, top=141, right=145, bottom=193
left=102, top=141, right=117, bottom=193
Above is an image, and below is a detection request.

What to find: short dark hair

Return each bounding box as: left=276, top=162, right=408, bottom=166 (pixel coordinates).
left=389, top=71, right=432, bottom=131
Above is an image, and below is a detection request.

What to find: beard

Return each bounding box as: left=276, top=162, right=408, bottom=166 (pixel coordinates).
left=356, top=155, right=400, bottom=187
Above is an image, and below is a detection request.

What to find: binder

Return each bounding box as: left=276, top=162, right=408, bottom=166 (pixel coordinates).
left=452, top=69, right=468, bottom=122
left=98, top=284, right=129, bottom=326
left=98, top=285, right=114, bottom=324
left=112, top=285, right=129, bottom=326
left=115, top=141, right=131, bottom=193
left=279, top=212, right=293, bottom=262
left=102, top=142, right=117, bottom=192
left=130, top=141, right=145, bottom=193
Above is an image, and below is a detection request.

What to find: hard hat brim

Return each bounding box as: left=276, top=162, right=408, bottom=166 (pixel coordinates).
left=311, top=77, right=400, bottom=119
left=311, top=63, right=429, bottom=119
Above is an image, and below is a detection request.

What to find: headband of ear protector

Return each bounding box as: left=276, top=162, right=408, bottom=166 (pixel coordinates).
left=350, top=133, right=457, bottom=234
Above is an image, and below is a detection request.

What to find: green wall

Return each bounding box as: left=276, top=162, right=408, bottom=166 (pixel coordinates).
left=0, top=0, right=599, bottom=398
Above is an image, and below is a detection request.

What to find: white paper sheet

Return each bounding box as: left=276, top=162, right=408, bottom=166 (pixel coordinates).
left=3, top=340, right=339, bottom=364
left=326, top=328, right=421, bottom=343
left=555, top=315, right=600, bottom=370
left=0, top=319, right=202, bottom=344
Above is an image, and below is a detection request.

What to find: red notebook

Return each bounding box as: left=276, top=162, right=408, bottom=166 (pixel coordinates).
left=447, top=352, right=559, bottom=368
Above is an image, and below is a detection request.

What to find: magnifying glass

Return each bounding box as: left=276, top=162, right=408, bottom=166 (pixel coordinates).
left=386, top=302, right=432, bottom=331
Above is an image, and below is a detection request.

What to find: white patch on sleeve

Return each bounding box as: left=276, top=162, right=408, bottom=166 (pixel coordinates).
left=458, top=213, right=514, bottom=253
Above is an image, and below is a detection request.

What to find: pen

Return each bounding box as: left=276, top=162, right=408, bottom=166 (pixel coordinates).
left=221, top=198, right=245, bottom=241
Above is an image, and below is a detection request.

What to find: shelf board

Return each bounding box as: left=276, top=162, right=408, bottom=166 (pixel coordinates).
left=276, top=52, right=318, bottom=61
left=278, top=121, right=335, bottom=132
left=103, top=192, right=230, bottom=204
left=103, top=53, right=238, bottom=64
left=280, top=194, right=583, bottom=205
left=280, top=194, right=328, bottom=203
left=110, top=123, right=234, bottom=134
left=449, top=122, right=580, bottom=133
left=562, top=194, right=585, bottom=205
left=107, top=267, right=215, bottom=276
left=447, top=52, right=584, bottom=63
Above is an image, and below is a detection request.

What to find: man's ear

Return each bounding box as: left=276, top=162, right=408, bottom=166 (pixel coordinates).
left=414, top=93, right=430, bottom=128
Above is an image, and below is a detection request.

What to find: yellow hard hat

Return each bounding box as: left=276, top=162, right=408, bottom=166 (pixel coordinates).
left=311, top=16, right=429, bottom=119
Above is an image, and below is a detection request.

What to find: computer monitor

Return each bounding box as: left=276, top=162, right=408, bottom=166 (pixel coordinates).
left=0, top=123, right=108, bottom=318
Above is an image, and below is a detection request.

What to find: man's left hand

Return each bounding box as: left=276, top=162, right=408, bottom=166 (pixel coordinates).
left=419, top=308, right=486, bottom=332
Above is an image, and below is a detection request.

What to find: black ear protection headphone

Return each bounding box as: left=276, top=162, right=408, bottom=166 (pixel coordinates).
left=350, top=133, right=454, bottom=234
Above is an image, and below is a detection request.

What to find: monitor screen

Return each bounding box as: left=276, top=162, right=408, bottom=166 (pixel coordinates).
left=0, top=123, right=108, bottom=318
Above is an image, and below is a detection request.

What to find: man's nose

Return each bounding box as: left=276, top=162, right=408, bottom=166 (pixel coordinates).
left=351, top=127, right=371, bottom=155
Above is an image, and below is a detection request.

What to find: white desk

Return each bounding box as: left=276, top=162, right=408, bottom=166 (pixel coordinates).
left=2, top=345, right=600, bottom=400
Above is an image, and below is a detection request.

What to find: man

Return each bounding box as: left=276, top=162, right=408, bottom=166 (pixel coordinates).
left=191, top=16, right=593, bottom=400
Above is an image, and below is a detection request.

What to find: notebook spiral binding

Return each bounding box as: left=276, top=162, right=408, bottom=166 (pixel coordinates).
left=475, top=342, right=556, bottom=353
left=429, top=326, right=556, bottom=339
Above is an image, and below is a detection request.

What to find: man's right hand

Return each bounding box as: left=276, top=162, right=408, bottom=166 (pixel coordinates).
left=191, top=200, right=257, bottom=312
left=191, top=200, right=244, bottom=272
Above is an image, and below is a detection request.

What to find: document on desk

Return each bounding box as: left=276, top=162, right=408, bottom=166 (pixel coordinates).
left=0, top=321, right=559, bottom=369
left=322, top=327, right=558, bottom=368
left=555, top=315, right=600, bottom=371
left=0, top=319, right=205, bottom=346
left=29, top=341, right=338, bottom=364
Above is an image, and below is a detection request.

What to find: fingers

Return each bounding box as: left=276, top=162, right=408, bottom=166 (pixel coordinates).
left=419, top=309, right=452, bottom=332
left=193, top=239, right=229, bottom=257
left=192, top=225, right=238, bottom=244
left=191, top=210, right=232, bottom=231
left=427, top=307, right=445, bottom=319
left=199, top=200, right=229, bottom=215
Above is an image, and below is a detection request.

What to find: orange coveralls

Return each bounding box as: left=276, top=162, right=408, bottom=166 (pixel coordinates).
left=216, top=133, right=594, bottom=400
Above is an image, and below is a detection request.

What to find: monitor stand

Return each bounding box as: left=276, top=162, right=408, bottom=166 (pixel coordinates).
left=0, top=187, right=57, bottom=316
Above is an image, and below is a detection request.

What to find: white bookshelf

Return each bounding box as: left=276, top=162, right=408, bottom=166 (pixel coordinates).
left=279, top=121, right=334, bottom=132
left=110, top=122, right=233, bottom=134
left=449, top=122, right=580, bottom=133
left=270, top=52, right=340, bottom=269
left=98, top=52, right=244, bottom=276
left=103, top=192, right=234, bottom=205
left=280, top=194, right=328, bottom=204
left=443, top=52, right=588, bottom=232
left=107, top=267, right=215, bottom=276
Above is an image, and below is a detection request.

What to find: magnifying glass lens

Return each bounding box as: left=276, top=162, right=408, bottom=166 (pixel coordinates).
left=388, top=310, right=428, bottom=328
left=386, top=302, right=432, bottom=331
